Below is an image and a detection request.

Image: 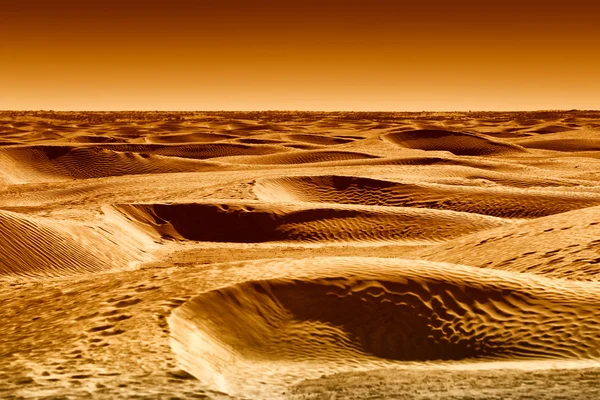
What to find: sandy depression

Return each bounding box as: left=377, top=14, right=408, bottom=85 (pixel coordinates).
left=2, top=111, right=600, bottom=399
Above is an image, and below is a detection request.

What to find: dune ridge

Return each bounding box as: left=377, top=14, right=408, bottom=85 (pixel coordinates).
left=0, top=208, right=152, bottom=280
left=382, top=129, right=527, bottom=156
left=114, top=201, right=508, bottom=244
left=3, top=111, right=600, bottom=399
left=169, top=257, right=600, bottom=397
left=254, top=175, right=600, bottom=218
left=216, top=150, right=379, bottom=165
left=414, top=205, right=600, bottom=281
left=0, top=145, right=230, bottom=183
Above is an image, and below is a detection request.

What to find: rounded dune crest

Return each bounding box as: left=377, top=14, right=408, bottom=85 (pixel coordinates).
left=0, top=209, right=150, bottom=280
left=168, top=257, right=600, bottom=396
left=0, top=145, right=228, bottom=182
left=218, top=150, right=379, bottom=165
left=113, top=201, right=506, bottom=244
left=382, top=129, right=527, bottom=156
left=254, top=175, right=600, bottom=218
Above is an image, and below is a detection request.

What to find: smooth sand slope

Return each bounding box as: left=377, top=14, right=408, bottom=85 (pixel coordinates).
left=2, top=110, right=600, bottom=400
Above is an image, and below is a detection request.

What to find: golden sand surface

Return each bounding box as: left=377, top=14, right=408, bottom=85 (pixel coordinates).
left=2, top=110, right=600, bottom=399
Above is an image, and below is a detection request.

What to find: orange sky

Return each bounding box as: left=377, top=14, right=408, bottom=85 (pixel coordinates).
left=1, top=0, right=599, bottom=111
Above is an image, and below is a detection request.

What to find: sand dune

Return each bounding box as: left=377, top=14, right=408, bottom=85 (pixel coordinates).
left=254, top=175, right=600, bottom=218
left=169, top=257, right=600, bottom=397
left=414, top=205, right=600, bottom=280
left=218, top=150, right=379, bottom=165
left=145, top=132, right=238, bottom=143
left=90, top=142, right=285, bottom=160
left=382, top=129, right=527, bottom=156
left=3, top=111, right=600, bottom=400
left=514, top=129, right=600, bottom=152
left=114, top=201, right=507, bottom=244
left=0, top=208, right=151, bottom=280
left=286, top=134, right=356, bottom=145
left=0, top=145, right=227, bottom=183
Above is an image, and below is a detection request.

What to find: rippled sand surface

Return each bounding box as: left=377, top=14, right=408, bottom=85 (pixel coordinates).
left=2, top=110, right=600, bottom=399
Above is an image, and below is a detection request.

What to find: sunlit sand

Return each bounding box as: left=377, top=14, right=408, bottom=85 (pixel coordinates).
left=2, top=110, right=600, bottom=399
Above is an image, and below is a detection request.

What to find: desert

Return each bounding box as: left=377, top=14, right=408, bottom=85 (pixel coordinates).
left=2, top=110, right=600, bottom=399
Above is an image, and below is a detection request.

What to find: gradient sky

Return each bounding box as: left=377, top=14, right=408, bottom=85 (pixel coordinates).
left=1, top=0, right=599, bottom=111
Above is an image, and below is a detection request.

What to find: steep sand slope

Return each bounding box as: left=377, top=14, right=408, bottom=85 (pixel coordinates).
left=254, top=175, right=600, bottom=218
left=0, top=146, right=230, bottom=183
left=0, top=208, right=153, bottom=280
left=114, top=201, right=508, bottom=244
left=382, top=129, right=527, bottom=156
left=3, top=111, right=600, bottom=400
left=514, top=129, right=600, bottom=152
left=169, top=257, right=600, bottom=397
left=414, top=205, right=600, bottom=280
left=216, top=150, right=379, bottom=165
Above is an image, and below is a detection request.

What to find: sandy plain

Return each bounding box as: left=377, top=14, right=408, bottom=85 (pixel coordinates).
left=1, top=110, right=600, bottom=399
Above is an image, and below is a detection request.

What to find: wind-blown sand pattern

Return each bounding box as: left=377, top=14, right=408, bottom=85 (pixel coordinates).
left=2, top=111, right=600, bottom=399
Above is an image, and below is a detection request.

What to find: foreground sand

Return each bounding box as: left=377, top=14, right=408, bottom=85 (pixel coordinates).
left=1, top=110, right=600, bottom=399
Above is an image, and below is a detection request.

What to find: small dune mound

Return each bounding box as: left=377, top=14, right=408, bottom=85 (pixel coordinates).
left=531, top=125, right=573, bottom=134
left=114, top=202, right=506, bottom=244
left=518, top=138, right=600, bottom=152
left=254, top=175, right=600, bottom=218
left=221, top=150, right=379, bottom=165
left=0, top=209, right=149, bottom=280
left=169, top=257, right=600, bottom=396
left=0, top=146, right=227, bottom=182
left=236, top=138, right=284, bottom=145
left=416, top=205, right=600, bottom=281
left=67, top=135, right=127, bottom=144
left=283, top=143, right=324, bottom=150
left=146, top=132, right=237, bottom=143
left=286, top=134, right=355, bottom=145
left=93, top=143, right=284, bottom=160
left=513, top=129, right=600, bottom=152
left=382, top=129, right=526, bottom=156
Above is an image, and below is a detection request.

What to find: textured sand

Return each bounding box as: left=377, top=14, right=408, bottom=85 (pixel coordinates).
left=2, top=110, right=600, bottom=399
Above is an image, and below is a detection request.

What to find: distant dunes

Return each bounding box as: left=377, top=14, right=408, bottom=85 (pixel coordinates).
left=218, top=150, right=378, bottom=165
left=382, top=129, right=527, bottom=156
left=4, top=111, right=600, bottom=399
left=0, top=145, right=228, bottom=183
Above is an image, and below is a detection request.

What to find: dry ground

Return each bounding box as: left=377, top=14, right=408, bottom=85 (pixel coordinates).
left=2, top=110, right=600, bottom=399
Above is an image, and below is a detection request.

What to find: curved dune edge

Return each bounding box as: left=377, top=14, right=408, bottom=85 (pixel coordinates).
left=0, top=208, right=153, bottom=280
left=0, top=146, right=231, bottom=183
left=518, top=138, right=600, bottom=152
left=254, top=175, right=600, bottom=218
left=215, top=150, right=379, bottom=165
left=286, top=134, right=356, bottom=145
left=113, top=201, right=508, bottom=244
left=168, top=257, right=600, bottom=397
left=415, top=205, right=600, bottom=281
left=145, top=132, right=238, bottom=143
left=513, top=129, right=600, bottom=152
left=382, top=129, right=527, bottom=156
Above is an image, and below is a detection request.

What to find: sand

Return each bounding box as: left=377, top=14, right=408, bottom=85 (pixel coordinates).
left=1, top=110, right=600, bottom=399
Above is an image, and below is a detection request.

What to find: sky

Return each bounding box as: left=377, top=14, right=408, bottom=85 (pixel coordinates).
left=1, top=0, right=599, bottom=111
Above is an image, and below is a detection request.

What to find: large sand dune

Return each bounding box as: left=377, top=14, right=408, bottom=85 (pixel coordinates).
left=114, top=201, right=507, bottom=244
left=254, top=175, right=600, bottom=218
left=169, top=258, right=600, bottom=397
left=2, top=111, right=600, bottom=399
left=382, top=129, right=527, bottom=156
